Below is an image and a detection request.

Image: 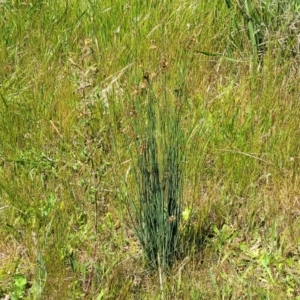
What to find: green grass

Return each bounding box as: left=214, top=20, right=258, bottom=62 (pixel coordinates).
left=1, top=0, right=300, bottom=299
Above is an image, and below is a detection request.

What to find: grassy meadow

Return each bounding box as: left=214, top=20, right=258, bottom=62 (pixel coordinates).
left=1, top=0, right=300, bottom=299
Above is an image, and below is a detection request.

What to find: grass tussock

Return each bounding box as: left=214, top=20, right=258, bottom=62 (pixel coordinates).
left=0, top=0, right=300, bottom=299
left=128, top=84, right=185, bottom=271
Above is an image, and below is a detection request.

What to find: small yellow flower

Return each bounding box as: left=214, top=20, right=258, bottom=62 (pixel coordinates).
left=182, top=207, right=191, bottom=221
